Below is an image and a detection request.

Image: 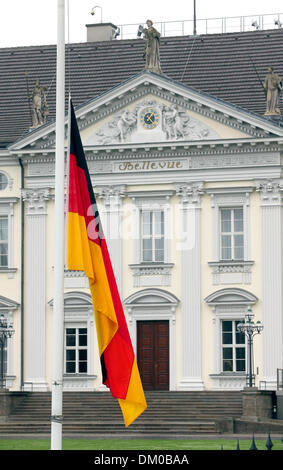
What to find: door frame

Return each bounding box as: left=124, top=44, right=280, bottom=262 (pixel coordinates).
left=124, top=288, right=179, bottom=391
left=137, top=319, right=170, bottom=391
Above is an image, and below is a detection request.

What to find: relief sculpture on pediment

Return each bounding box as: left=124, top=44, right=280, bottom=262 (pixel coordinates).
left=92, top=100, right=219, bottom=145
left=95, top=109, right=137, bottom=144
left=161, top=105, right=213, bottom=140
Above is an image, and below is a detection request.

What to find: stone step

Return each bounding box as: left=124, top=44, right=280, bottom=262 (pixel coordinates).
left=7, top=413, right=227, bottom=420
left=1, top=390, right=242, bottom=435
left=14, top=398, right=242, bottom=404
left=0, top=421, right=217, bottom=435
left=11, top=397, right=242, bottom=405
left=19, top=391, right=242, bottom=397
left=11, top=410, right=241, bottom=417
left=9, top=411, right=241, bottom=417
left=11, top=402, right=242, bottom=408
left=10, top=409, right=242, bottom=415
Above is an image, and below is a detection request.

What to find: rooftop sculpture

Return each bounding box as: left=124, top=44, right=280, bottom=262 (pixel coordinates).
left=31, top=80, right=49, bottom=128
left=142, top=20, right=162, bottom=74
left=264, top=66, right=282, bottom=116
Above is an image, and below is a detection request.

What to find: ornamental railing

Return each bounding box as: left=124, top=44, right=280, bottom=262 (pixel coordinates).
left=116, top=13, right=283, bottom=40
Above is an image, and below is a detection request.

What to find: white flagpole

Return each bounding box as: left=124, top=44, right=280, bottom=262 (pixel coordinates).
left=51, top=0, right=65, bottom=450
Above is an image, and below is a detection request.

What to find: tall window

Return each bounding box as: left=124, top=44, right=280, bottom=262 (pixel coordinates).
left=65, top=328, right=88, bottom=374
left=222, top=320, right=246, bottom=372
left=0, top=173, right=8, bottom=191
left=220, top=208, right=244, bottom=260
left=0, top=216, right=8, bottom=267
left=0, top=339, right=7, bottom=379
left=141, top=210, right=164, bottom=262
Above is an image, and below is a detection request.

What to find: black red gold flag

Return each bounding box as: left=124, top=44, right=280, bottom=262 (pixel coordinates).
left=67, top=101, right=147, bottom=427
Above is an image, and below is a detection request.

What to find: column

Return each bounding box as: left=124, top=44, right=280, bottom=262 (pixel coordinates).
left=175, top=182, right=205, bottom=390
left=96, top=185, right=126, bottom=295
left=256, top=180, right=283, bottom=389
left=22, top=188, right=51, bottom=391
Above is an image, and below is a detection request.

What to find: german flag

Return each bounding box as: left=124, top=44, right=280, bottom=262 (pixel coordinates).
left=67, top=101, right=147, bottom=427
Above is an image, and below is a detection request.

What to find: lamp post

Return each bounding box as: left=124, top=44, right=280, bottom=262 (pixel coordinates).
left=0, top=315, right=14, bottom=390
left=237, top=307, right=263, bottom=388
left=91, top=5, right=103, bottom=23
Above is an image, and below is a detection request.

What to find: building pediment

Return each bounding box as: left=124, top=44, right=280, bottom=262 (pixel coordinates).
left=85, top=97, right=220, bottom=146
left=9, top=71, right=283, bottom=153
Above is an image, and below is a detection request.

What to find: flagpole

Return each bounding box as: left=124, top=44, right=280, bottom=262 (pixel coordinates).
left=51, top=0, right=65, bottom=450
left=193, top=0, right=197, bottom=35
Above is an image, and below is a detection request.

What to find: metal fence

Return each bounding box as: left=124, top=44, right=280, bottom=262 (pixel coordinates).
left=116, top=13, right=283, bottom=40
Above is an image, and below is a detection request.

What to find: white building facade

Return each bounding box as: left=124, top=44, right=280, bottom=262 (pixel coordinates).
left=1, top=71, right=283, bottom=393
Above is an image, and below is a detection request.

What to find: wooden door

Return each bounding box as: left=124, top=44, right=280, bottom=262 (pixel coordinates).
left=137, top=320, right=169, bottom=390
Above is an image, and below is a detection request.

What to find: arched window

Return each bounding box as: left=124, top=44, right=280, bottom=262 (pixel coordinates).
left=205, top=288, right=258, bottom=390
left=49, top=291, right=97, bottom=391
left=0, top=295, right=19, bottom=389
left=0, top=195, right=18, bottom=274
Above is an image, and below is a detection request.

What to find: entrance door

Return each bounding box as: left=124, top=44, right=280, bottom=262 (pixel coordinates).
left=137, top=320, right=169, bottom=390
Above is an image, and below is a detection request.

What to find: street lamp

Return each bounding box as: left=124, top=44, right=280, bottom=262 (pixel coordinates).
left=91, top=5, right=103, bottom=23
left=237, top=307, right=263, bottom=388
left=0, top=315, right=14, bottom=389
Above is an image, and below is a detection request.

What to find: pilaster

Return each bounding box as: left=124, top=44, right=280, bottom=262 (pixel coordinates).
left=95, top=185, right=126, bottom=295
left=175, top=182, right=205, bottom=390
left=256, top=180, right=283, bottom=389
left=22, top=188, right=51, bottom=391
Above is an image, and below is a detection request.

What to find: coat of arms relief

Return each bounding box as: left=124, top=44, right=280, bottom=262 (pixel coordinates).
left=88, top=100, right=219, bottom=145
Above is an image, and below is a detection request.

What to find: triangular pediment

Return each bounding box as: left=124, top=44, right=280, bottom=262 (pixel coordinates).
left=0, top=295, right=19, bottom=311
left=9, top=71, right=283, bottom=152
left=84, top=96, right=221, bottom=146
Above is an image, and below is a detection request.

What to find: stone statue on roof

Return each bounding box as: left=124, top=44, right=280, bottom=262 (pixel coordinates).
left=31, top=80, right=49, bottom=128
left=264, top=66, right=282, bottom=116
left=142, top=20, right=162, bottom=74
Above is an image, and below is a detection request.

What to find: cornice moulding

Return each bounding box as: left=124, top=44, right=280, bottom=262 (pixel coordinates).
left=0, top=197, right=19, bottom=204
left=206, top=186, right=254, bottom=195
left=208, top=260, right=254, bottom=270
left=127, top=190, right=175, bottom=199
left=9, top=136, right=283, bottom=159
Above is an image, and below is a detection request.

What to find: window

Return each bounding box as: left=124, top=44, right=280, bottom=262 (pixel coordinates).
left=65, top=328, right=88, bottom=374
left=0, top=338, right=7, bottom=379
left=0, top=173, right=8, bottom=191
left=0, top=216, right=8, bottom=267
left=0, top=197, right=18, bottom=274
left=220, top=208, right=244, bottom=260
left=222, top=320, right=246, bottom=372
left=141, top=210, right=164, bottom=262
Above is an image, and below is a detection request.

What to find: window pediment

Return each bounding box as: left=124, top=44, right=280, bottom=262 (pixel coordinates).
left=124, top=288, right=179, bottom=307
left=49, top=291, right=92, bottom=309
left=205, top=288, right=257, bottom=306
left=0, top=295, right=19, bottom=311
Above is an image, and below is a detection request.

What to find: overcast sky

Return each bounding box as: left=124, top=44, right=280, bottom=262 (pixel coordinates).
left=0, top=0, right=283, bottom=47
